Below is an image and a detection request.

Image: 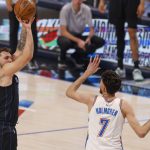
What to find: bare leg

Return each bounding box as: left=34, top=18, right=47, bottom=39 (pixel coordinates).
left=128, top=28, right=139, bottom=68
left=128, top=28, right=144, bottom=81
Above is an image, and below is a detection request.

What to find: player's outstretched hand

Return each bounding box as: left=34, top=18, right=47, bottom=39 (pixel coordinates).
left=85, top=55, right=101, bottom=76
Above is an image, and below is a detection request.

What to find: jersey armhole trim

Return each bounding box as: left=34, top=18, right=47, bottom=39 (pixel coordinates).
left=88, top=95, right=98, bottom=113
left=120, top=99, right=126, bottom=118
left=92, top=95, right=98, bottom=107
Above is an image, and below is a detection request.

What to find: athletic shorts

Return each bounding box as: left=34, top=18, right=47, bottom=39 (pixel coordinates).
left=109, top=0, right=140, bottom=28
left=0, top=126, right=17, bottom=150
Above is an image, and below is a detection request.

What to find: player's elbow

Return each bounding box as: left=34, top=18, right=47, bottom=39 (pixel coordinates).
left=137, top=130, right=146, bottom=138
left=66, top=89, right=71, bottom=98
left=22, top=47, right=33, bottom=61
left=25, top=55, right=33, bottom=63
left=66, top=88, right=74, bottom=99
left=26, top=51, right=33, bottom=61
left=28, top=54, right=33, bottom=61
left=138, top=133, right=145, bottom=138
left=22, top=55, right=33, bottom=66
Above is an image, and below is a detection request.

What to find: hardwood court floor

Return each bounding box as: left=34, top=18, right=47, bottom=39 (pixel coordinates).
left=17, top=72, right=150, bottom=150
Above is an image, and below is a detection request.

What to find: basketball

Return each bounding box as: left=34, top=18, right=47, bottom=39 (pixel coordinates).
left=14, top=0, right=36, bottom=22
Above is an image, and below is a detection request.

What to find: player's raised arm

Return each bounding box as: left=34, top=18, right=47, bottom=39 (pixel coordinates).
left=66, top=56, right=100, bottom=110
left=13, top=26, right=27, bottom=59
left=122, top=100, right=150, bottom=138
left=1, top=18, right=34, bottom=76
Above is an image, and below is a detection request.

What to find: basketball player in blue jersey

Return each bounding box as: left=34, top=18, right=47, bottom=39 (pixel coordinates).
left=66, top=56, right=150, bottom=150
left=0, top=18, right=34, bottom=150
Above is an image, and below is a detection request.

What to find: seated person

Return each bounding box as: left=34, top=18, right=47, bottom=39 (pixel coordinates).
left=57, top=0, right=105, bottom=68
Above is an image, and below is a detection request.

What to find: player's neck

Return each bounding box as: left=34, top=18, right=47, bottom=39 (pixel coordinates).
left=102, top=94, right=116, bottom=102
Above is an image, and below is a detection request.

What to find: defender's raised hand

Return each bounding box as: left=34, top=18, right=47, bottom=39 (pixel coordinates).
left=85, top=55, right=101, bottom=76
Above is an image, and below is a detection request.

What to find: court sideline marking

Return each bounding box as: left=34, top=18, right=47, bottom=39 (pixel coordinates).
left=18, top=118, right=149, bottom=136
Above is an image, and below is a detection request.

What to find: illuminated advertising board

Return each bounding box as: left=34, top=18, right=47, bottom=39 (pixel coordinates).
left=0, top=19, right=150, bottom=68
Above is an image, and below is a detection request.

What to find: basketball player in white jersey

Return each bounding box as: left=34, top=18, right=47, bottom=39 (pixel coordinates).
left=66, top=56, right=150, bottom=150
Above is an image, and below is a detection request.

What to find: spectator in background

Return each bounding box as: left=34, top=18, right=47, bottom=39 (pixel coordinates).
left=6, top=0, right=39, bottom=70
left=57, top=0, right=105, bottom=69
left=99, top=0, right=145, bottom=81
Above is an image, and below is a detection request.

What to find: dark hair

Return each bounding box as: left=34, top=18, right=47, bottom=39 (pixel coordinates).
left=101, top=70, right=121, bottom=95
left=0, top=47, right=11, bottom=54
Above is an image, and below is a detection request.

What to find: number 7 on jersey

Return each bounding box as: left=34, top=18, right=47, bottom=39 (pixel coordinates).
left=98, top=118, right=110, bottom=137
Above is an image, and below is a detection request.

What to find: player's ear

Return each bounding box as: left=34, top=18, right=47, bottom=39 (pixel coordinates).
left=103, top=86, right=107, bottom=94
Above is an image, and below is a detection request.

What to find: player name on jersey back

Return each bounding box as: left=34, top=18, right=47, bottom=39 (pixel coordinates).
left=96, top=107, right=118, bottom=117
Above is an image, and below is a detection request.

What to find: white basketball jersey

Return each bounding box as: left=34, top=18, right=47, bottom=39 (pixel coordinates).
left=86, top=96, right=125, bottom=150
